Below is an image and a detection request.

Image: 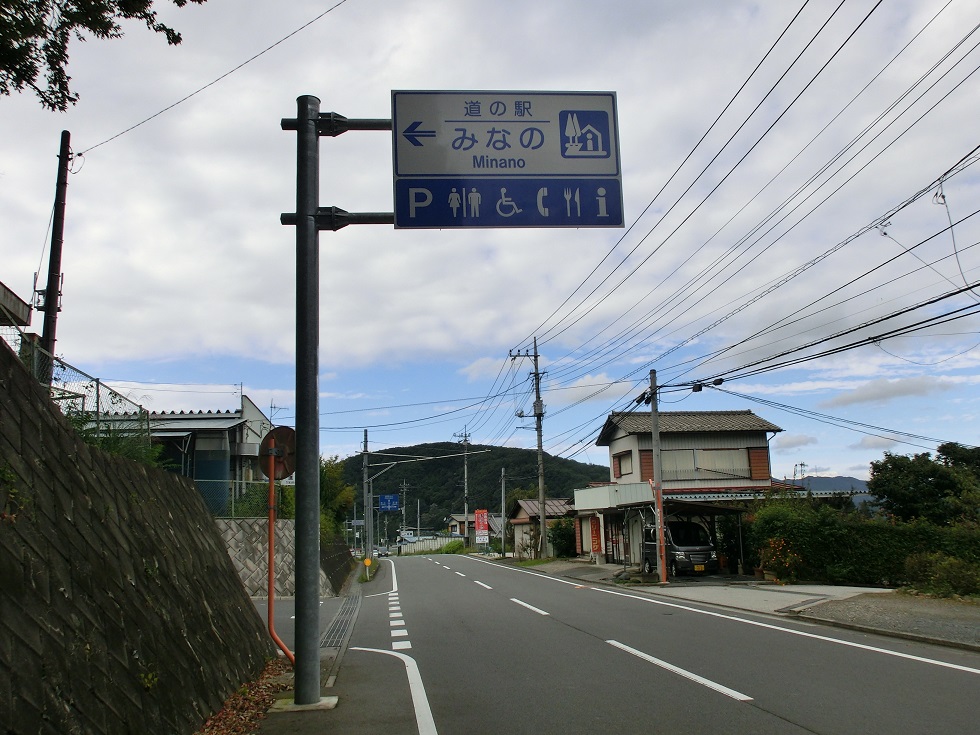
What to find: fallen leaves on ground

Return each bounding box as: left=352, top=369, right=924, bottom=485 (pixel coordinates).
left=194, top=658, right=293, bottom=735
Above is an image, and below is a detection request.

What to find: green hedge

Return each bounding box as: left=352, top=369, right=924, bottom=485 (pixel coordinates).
left=749, top=501, right=980, bottom=589
left=440, top=539, right=465, bottom=554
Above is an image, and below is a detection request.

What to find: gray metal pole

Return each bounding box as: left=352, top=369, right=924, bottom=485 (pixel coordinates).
left=533, top=338, right=546, bottom=558
left=293, top=95, right=321, bottom=705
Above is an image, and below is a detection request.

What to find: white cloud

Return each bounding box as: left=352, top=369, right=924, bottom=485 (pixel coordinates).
left=5, top=1, right=980, bottom=466
left=773, top=434, right=819, bottom=451
left=820, top=376, right=953, bottom=408
left=850, top=436, right=900, bottom=451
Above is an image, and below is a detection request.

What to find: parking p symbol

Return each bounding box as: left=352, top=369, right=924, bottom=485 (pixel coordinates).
left=408, top=188, right=433, bottom=218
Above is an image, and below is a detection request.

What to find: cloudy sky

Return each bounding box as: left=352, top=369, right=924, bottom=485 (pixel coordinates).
left=4, top=0, right=980, bottom=481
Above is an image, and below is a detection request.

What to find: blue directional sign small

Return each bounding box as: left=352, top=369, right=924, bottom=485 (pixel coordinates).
left=392, top=91, right=623, bottom=229
left=379, top=494, right=399, bottom=512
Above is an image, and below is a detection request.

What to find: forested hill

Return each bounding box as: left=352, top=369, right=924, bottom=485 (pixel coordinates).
left=340, top=442, right=609, bottom=532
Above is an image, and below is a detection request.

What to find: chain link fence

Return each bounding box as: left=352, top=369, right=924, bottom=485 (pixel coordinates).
left=201, top=480, right=293, bottom=519
left=1, top=320, right=152, bottom=457
left=2, top=312, right=290, bottom=518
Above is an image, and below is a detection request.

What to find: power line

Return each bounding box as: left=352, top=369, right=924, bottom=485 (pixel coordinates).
left=709, top=386, right=963, bottom=451
left=77, top=0, right=351, bottom=156
left=541, top=10, right=980, bottom=391
left=532, top=0, right=883, bottom=351
left=511, top=1, right=815, bottom=351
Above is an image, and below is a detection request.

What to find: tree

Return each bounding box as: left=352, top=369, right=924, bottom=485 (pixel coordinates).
left=1, top=0, right=206, bottom=111
left=547, top=517, right=576, bottom=558
left=319, top=455, right=355, bottom=537
left=867, top=450, right=978, bottom=525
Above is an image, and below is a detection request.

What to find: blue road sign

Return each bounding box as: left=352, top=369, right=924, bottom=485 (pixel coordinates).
left=379, top=494, right=399, bottom=512
left=392, top=91, right=623, bottom=229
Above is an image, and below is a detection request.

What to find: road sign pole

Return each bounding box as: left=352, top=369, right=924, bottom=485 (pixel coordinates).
left=291, top=94, right=322, bottom=706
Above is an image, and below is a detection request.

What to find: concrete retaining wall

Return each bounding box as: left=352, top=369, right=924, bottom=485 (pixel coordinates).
left=0, top=340, right=274, bottom=735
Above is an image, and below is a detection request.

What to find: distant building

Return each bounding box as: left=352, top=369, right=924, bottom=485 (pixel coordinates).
left=149, top=395, right=272, bottom=515
left=446, top=513, right=503, bottom=542
left=575, top=410, right=782, bottom=566
left=596, top=409, right=782, bottom=492
left=507, top=498, right=575, bottom=558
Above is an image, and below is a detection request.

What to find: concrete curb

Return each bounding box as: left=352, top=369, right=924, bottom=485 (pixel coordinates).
left=790, top=611, right=980, bottom=653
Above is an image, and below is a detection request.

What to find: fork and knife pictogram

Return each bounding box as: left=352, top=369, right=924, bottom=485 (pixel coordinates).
left=564, top=187, right=581, bottom=217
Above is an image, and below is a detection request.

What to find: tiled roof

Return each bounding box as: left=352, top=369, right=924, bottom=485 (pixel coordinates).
left=596, top=410, right=782, bottom=446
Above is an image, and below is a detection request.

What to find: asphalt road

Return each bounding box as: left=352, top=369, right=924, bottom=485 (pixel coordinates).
left=261, top=556, right=980, bottom=734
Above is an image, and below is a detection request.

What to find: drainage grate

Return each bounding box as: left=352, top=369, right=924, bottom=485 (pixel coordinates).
left=320, top=589, right=361, bottom=648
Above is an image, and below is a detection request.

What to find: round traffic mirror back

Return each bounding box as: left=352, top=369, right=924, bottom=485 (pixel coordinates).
left=258, top=426, right=297, bottom=480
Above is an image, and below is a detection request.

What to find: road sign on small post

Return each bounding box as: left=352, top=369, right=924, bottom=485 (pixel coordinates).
left=392, top=91, right=623, bottom=229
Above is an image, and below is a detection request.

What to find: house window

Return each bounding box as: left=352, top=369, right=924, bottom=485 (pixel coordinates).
left=696, top=449, right=747, bottom=479
left=613, top=451, right=633, bottom=478
left=662, top=449, right=696, bottom=481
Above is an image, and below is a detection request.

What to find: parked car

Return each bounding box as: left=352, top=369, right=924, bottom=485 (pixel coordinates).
left=642, top=520, right=719, bottom=576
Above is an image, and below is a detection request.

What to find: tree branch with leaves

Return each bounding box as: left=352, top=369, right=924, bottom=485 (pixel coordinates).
left=0, top=0, right=205, bottom=111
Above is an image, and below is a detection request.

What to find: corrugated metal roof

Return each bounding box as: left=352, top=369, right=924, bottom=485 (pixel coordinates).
left=513, top=498, right=574, bottom=520
left=596, top=410, right=782, bottom=445
left=150, top=413, right=246, bottom=431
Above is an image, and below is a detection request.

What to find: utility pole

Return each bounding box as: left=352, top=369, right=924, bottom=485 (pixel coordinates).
left=454, top=427, right=470, bottom=545
left=510, top=338, right=546, bottom=557
left=400, top=479, right=409, bottom=534
left=500, top=468, right=506, bottom=559
left=362, top=430, right=372, bottom=579
left=649, top=370, right=667, bottom=584
left=39, top=130, right=71, bottom=380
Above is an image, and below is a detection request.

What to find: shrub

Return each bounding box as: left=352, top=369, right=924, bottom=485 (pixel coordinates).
left=747, top=499, right=980, bottom=586
left=440, top=539, right=465, bottom=554
left=904, top=551, right=980, bottom=597
left=759, top=537, right=803, bottom=582
left=547, top=518, right=576, bottom=558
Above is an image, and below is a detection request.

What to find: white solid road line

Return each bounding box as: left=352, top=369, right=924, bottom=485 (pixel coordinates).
left=365, top=558, right=398, bottom=598
left=351, top=647, right=437, bottom=735
left=594, top=587, right=980, bottom=677
left=607, top=640, right=753, bottom=701
left=464, top=557, right=980, bottom=678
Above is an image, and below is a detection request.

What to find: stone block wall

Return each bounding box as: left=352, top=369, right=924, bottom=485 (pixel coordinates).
left=0, top=341, right=274, bottom=735
left=216, top=519, right=355, bottom=597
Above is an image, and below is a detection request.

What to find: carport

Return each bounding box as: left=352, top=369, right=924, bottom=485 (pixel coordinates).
left=626, top=498, right=746, bottom=575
